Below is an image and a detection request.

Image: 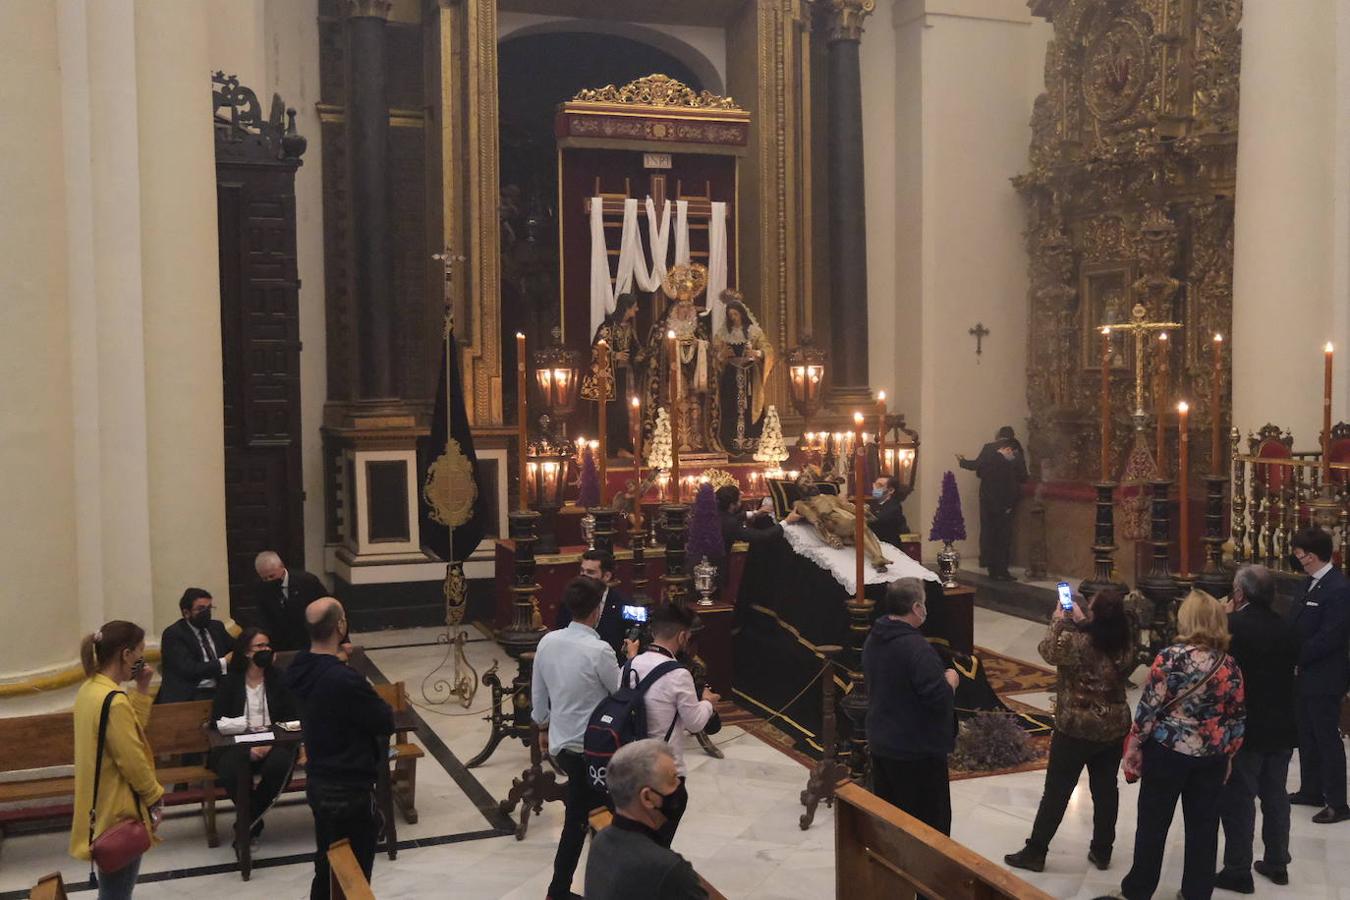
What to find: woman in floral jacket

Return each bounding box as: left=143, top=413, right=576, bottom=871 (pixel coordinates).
left=1118, top=591, right=1246, bottom=900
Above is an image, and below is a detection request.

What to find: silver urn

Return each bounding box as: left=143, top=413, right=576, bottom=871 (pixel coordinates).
left=936, top=541, right=960, bottom=589
left=693, top=556, right=718, bottom=606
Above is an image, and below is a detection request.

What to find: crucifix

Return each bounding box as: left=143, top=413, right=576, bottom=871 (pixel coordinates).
left=1104, top=304, right=1182, bottom=423
left=968, top=322, right=990, bottom=359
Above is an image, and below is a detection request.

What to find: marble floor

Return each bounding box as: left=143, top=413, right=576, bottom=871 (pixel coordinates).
left=2, top=610, right=1348, bottom=899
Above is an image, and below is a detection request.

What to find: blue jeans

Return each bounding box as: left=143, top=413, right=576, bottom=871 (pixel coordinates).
left=96, top=855, right=142, bottom=900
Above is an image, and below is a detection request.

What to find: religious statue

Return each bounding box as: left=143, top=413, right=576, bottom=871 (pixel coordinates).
left=789, top=475, right=891, bottom=571
left=713, top=292, right=775, bottom=457
left=581, top=292, right=645, bottom=455
left=642, top=263, right=721, bottom=454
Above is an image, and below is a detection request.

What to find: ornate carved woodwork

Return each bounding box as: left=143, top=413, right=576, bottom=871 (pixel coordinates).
left=214, top=75, right=308, bottom=615
left=1018, top=0, right=1241, bottom=486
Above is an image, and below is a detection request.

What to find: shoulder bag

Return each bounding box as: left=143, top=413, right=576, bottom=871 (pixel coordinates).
left=1122, top=650, right=1225, bottom=784
left=88, top=690, right=152, bottom=885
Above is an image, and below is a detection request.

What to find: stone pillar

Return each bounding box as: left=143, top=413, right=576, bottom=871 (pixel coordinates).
left=824, top=0, right=874, bottom=407
left=345, top=0, right=396, bottom=400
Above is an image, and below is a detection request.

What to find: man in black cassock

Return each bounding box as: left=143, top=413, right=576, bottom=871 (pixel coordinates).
left=957, top=426, right=1027, bottom=581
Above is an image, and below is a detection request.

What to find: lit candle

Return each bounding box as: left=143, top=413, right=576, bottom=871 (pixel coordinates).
left=853, top=411, right=866, bottom=605
left=1155, top=332, right=1170, bottom=475
left=668, top=330, right=680, bottom=499
left=1324, top=342, right=1334, bottom=483
left=516, top=332, right=528, bottom=511
left=877, top=391, right=888, bottom=475
left=1178, top=401, right=1190, bottom=577
left=1211, top=334, right=1224, bottom=470
left=631, top=395, right=643, bottom=482
left=853, top=412, right=865, bottom=495
left=595, top=340, right=609, bottom=506
left=1101, top=327, right=1112, bottom=482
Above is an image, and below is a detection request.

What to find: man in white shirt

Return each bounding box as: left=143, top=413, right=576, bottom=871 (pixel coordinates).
left=626, top=603, right=720, bottom=847
left=533, top=577, right=622, bottom=900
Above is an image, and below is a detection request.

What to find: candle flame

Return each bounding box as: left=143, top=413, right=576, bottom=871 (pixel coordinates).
left=515, top=332, right=525, bottom=339
left=1177, top=401, right=1189, bottom=413
left=1101, top=326, right=1111, bottom=335
left=877, top=390, right=886, bottom=402
left=1214, top=333, right=1223, bottom=343
left=853, top=411, right=864, bottom=425
left=1327, top=342, right=1335, bottom=354
left=667, top=329, right=676, bottom=340
left=1159, top=332, right=1168, bottom=342
left=631, top=396, right=640, bottom=408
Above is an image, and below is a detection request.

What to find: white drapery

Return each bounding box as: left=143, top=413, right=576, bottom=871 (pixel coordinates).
left=706, top=201, right=728, bottom=335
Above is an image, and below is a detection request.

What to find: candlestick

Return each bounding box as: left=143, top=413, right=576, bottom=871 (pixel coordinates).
left=1101, top=327, right=1112, bottom=481
left=596, top=340, right=609, bottom=506
left=876, top=391, right=888, bottom=475
left=853, top=418, right=866, bottom=607
left=1323, top=342, right=1334, bottom=483
left=1178, top=400, right=1190, bottom=577
left=668, top=330, right=680, bottom=500
left=1155, top=332, right=1170, bottom=475
left=516, top=332, right=528, bottom=511
left=1211, top=334, right=1224, bottom=470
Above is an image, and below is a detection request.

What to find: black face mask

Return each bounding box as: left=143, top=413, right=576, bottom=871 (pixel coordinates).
left=251, top=650, right=274, bottom=670
left=190, top=609, right=211, bottom=629
left=650, top=781, right=688, bottom=822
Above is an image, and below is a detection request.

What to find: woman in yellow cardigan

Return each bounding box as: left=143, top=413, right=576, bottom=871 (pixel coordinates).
left=70, top=621, right=165, bottom=899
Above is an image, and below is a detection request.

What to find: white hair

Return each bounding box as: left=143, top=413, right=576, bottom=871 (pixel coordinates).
left=254, top=550, right=283, bottom=575
left=606, top=739, right=674, bottom=809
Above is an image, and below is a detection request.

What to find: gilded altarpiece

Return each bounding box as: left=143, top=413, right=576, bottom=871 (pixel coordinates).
left=1017, top=0, right=1240, bottom=507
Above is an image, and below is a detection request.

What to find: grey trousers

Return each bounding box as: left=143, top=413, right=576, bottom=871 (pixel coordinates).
left=1219, top=747, right=1293, bottom=872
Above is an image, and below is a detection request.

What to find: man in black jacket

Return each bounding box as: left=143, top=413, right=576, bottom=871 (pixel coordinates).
left=555, top=549, right=629, bottom=659
left=957, top=426, right=1028, bottom=580
left=157, top=587, right=233, bottom=703
left=863, top=577, right=959, bottom=834
left=285, top=598, right=394, bottom=899
left=253, top=550, right=328, bottom=652
left=866, top=475, right=909, bottom=547
left=1216, top=565, right=1301, bottom=892
left=1286, top=527, right=1350, bottom=825
left=584, top=739, right=708, bottom=900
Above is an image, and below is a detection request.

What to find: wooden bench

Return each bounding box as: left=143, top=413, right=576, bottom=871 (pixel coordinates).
left=328, top=838, right=376, bottom=900
left=372, top=681, right=425, bottom=825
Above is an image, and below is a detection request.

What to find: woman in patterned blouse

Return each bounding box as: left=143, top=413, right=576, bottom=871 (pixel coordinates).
left=1005, top=588, right=1136, bottom=874
left=1118, top=591, right=1246, bottom=900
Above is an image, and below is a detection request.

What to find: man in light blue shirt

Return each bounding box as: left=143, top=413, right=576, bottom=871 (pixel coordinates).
left=533, top=576, right=622, bottom=900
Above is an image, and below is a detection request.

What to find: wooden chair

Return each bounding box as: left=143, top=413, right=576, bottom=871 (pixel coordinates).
left=28, top=873, right=67, bottom=900
left=327, top=838, right=376, bottom=900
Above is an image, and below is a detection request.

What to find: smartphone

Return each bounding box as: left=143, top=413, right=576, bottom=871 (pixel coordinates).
left=130, top=658, right=146, bottom=679
left=1056, top=582, right=1075, bottom=613
left=621, top=605, right=649, bottom=623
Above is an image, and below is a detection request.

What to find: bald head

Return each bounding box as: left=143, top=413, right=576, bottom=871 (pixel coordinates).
left=306, top=597, right=345, bottom=646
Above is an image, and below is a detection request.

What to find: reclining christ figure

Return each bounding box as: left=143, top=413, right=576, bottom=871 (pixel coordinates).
left=788, top=479, right=891, bottom=572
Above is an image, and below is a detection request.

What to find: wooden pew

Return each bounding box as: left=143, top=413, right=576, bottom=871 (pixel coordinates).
left=28, top=873, right=67, bottom=900
left=373, top=680, right=425, bottom=825
left=328, top=838, right=376, bottom=900
left=834, top=782, right=1054, bottom=899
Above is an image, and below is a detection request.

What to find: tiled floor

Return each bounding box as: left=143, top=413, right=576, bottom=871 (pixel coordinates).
left=2, top=610, right=1346, bottom=899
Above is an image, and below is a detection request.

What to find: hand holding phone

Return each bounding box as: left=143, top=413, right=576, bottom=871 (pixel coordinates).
left=1056, top=581, right=1075, bottom=614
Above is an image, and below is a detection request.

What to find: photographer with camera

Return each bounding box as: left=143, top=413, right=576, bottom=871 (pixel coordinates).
left=625, top=603, right=720, bottom=847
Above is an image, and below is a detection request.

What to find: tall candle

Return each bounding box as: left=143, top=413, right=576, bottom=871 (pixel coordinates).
left=668, top=329, right=680, bottom=500
left=631, top=396, right=643, bottom=532
left=1211, top=334, right=1224, bottom=470
left=876, top=391, right=888, bottom=475
left=1178, top=401, right=1190, bottom=577
left=595, top=340, right=609, bottom=506
left=1101, top=327, right=1112, bottom=482
left=853, top=412, right=866, bottom=605
left=1323, top=342, right=1334, bottom=482
left=516, top=332, right=528, bottom=511
left=1155, top=332, right=1170, bottom=475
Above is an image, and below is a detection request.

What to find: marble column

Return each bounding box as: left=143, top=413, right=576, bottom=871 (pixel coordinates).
left=345, top=0, right=397, bottom=400
left=824, top=0, right=875, bottom=405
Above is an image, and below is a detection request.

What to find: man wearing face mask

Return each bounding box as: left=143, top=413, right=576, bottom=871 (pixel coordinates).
left=624, top=604, right=720, bottom=846
left=584, top=740, right=710, bottom=900
left=866, top=475, right=910, bottom=547
left=863, top=577, right=959, bottom=835
left=209, top=627, right=300, bottom=853
left=157, top=587, right=234, bottom=704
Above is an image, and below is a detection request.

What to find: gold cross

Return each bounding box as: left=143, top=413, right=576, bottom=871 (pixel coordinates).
left=1102, top=304, right=1181, bottom=418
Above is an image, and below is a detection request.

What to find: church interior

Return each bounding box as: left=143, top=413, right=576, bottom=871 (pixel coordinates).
left=4, top=0, right=1350, bottom=898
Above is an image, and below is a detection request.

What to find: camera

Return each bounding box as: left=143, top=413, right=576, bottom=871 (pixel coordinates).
left=622, top=604, right=652, bottom=651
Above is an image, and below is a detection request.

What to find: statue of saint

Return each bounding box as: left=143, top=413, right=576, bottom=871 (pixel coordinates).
left=788, top=475, right=891, bottom=571
left=713, top=292, right=775, bottom=457
left=581, top=293, right=645, bottom=455
left=642, top=264, right=720, bottom=454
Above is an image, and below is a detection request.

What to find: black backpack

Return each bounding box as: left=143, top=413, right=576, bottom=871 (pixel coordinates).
left=583, top=659, right=683, bottom=792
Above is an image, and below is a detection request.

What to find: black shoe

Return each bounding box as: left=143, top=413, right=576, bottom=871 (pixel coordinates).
left=1088, top=848, right=1111, bottom=871
left=1288, top=792, right=1322, bottom=806
left=1212, top=869, right=1254, bottom=894
left=1253, top=861, right=1289, bottom=886
left=1004, top=846, right=1046, bottom=872
left=1312, top=805, right=1350, bottom=824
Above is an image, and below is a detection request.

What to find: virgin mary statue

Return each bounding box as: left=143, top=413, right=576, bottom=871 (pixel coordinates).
left=713, top=292, right=774, bottom=456
left=641, top=263, right=719, bottom=454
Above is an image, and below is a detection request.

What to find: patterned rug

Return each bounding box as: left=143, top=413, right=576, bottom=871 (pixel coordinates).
left=723, top=647, right=1056, bottom=780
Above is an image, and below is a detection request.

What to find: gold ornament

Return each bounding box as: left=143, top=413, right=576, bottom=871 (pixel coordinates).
left=424, top=437, right=477, bottom=529
left=661, top=263, right=709, bottom=303
left=572, top=74, right=743, bottom=111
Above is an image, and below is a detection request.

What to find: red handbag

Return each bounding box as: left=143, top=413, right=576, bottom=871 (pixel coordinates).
left=88, top=691, right=152, bottom=883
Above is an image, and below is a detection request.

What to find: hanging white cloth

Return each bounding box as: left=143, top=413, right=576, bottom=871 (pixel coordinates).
left=674, top=200, right=690, bottom=267
left=589, top=198, right=619, bottom=338
left=706, top=201, right=728, bottom=335
left=637, top=198, right=672, bottom=292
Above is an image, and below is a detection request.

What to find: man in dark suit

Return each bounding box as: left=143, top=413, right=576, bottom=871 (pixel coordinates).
left=866, top=475, right=910, bottom=547
left=957, top=426, right=1028, bottom=581
left=555, top=549, right=629, bottom=659
left=1216, top=564, right=1301, bottom=891
left=1286, top=527, right=1350, bottom=825
left=157, top=587, right=233, bottom=703
left=253, top=550, right=328, bottom=652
